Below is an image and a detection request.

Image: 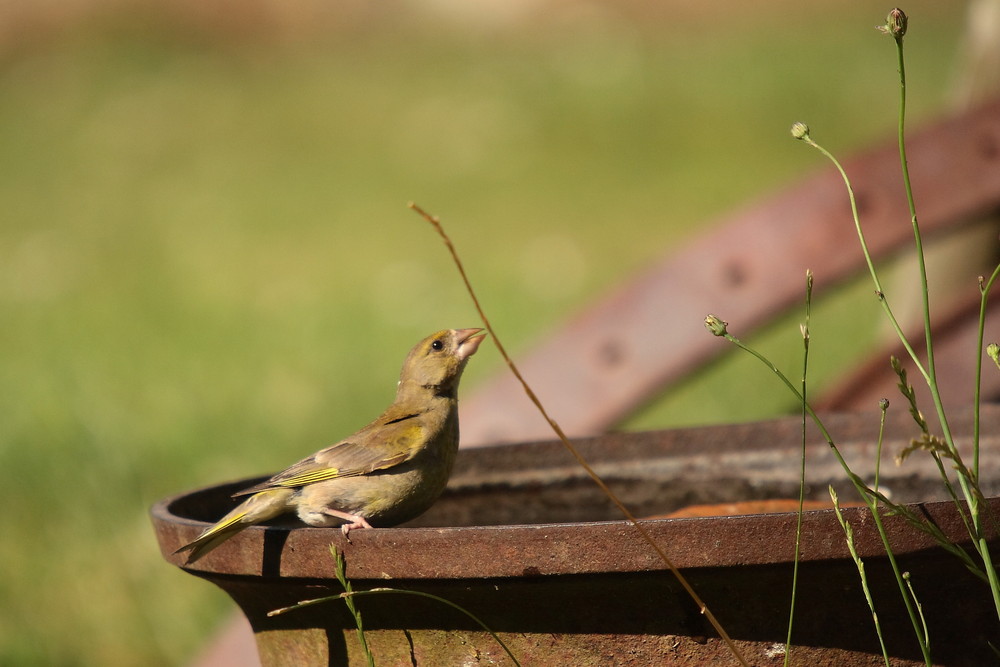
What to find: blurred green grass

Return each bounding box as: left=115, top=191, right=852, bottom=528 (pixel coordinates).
left=0, top=2, right=968, bottom=664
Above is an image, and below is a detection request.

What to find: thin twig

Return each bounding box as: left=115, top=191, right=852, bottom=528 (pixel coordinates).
left=410, top=201, right=749, bottom=667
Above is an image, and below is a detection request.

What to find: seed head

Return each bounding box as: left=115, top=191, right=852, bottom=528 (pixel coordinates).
left=878, top=8, right=908, bottom=39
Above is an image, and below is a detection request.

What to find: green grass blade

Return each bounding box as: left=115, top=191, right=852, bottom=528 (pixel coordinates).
left=831, top=487, right=890, bottom=666
left=332, top=547, right=376, bottom=667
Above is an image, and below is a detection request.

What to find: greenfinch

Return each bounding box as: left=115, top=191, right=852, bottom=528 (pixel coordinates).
left=176, top=327, right=486, bottom=563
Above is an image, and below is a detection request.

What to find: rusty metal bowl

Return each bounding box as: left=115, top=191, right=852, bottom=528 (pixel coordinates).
left=153, top=406, right=1000, bottom=666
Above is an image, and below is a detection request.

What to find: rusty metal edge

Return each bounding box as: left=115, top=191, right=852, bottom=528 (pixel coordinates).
left=152, top=406, right=1000, bottom=581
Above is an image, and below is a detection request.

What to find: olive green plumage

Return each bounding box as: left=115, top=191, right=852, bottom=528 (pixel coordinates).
left=175, top=327, right=486, bottom=563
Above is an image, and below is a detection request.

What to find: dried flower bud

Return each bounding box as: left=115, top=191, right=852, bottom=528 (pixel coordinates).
left=704, top=314, right=728, bottom=337
left=879, top=398, right=890, bottom=411
left=790, top=122, right=810, bottom=140
left=988, top=342, right=1000, bottom=365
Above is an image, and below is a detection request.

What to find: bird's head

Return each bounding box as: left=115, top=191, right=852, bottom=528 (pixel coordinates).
left=397, top=328, right=486, bottom=398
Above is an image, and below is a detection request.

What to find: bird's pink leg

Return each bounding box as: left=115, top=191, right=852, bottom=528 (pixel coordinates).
left=321, top=508, right=373, bottom=542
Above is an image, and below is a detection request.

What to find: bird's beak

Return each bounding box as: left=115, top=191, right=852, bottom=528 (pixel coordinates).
left=455, top=328, right=486, bottom=360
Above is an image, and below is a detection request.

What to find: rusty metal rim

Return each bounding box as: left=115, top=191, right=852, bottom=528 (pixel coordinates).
left=151, top=482, right=999, bottom=581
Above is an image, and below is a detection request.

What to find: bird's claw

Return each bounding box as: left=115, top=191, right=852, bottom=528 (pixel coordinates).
left=340, top=517, right=373, bottom=544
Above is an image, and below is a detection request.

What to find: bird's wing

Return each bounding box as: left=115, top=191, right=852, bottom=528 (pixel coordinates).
left=232, top=411, right=425, bottom=497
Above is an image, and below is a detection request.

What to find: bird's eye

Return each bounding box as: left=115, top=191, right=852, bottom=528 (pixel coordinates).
left=431, top=339, right=444, bottom=351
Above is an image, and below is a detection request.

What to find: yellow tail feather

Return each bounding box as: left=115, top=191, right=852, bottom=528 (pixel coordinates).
left=174, top=511, right=250, bottom=563
left=174, top=488, right=294, bottom=564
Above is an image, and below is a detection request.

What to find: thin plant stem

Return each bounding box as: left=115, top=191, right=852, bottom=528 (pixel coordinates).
left=892, top=24, right=935, bottom=388
left=973, top=264, right=1000, bottom=479
left=411, top=202, right=749, bottom=667
left=889, top=13, right=964, bottom=497
left=783, top=270, right=813, bottom=666
left=791, top=131, right=925, bottom=384
left=831, top=487, right=891, bottom=666
left=707, top=320, right=931, bottom=664
left=874, top=399, right=888, bottom=494
left=929, top=451, right=975, bottom=538
left=793, top=122, right=997, bottom=617
left=270, top=586, right=522, bottom=666
left=903, top=572, right=929, bottom=657
left=332, top=547, right=376, bottom=667
left=886, top=21, right=1000, bottom=621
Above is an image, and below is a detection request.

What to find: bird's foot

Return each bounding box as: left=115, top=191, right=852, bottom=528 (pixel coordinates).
left=340, top=518, right=373, bottom=543
left=321, top=508, right=373, bottom=544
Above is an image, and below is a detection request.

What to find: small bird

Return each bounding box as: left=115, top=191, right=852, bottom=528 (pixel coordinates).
left=175, top=327, right=486, bottom=563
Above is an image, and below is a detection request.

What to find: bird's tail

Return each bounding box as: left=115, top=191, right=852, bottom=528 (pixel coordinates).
left=174, top=488, right=295, bottom=564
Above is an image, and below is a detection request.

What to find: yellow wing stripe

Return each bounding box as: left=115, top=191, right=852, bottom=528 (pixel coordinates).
left=271, top=452, right=410, bottom=488
left=272, top=467, right=353, bottom=487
